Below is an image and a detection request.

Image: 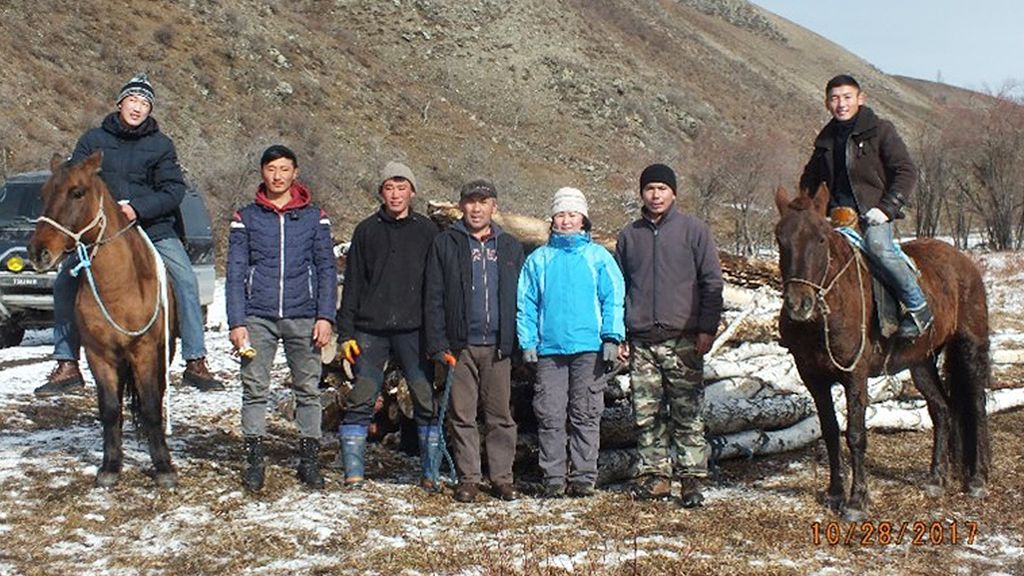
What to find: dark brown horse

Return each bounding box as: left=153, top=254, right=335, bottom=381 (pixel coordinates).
left=774, top=184, right=990, bottom=521
left=28, top=151, right=178, bottom=488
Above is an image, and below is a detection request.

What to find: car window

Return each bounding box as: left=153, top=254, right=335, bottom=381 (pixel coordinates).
left=0, top=181, right=44, bottom=223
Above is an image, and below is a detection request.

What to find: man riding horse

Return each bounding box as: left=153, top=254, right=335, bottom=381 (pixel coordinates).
left=35, top=72, right=222, bottom=396
left=799, top=74, right=933, bottom=339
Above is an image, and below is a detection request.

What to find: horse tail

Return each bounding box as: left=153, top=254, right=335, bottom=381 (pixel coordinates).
left=944, top=331, right=991, bottom=486
left=119, top=363, right=143, bottom=436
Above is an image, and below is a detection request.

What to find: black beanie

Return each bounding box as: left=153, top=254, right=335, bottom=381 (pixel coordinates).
left=640, top=163, right=677, bottom=193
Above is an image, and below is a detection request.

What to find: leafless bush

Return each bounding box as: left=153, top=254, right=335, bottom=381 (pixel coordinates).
left=154, top=24, right=176, bottom=47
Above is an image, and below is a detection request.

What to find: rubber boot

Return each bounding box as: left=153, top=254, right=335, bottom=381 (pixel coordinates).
left=296, top=437, right=324, bottom=489
left=242, top=436, right=266, bottom=493
left=419, top=424, right=442, bottom=491
left=339, top=424, right=368, bottom=488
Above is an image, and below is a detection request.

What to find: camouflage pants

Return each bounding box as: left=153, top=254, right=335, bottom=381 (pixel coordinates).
left=630, top=335, right=707, bottom=479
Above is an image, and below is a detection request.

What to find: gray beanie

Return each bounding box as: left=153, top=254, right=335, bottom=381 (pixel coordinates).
left=117, top=72, right=155, bottom=108
left=380, top=161, right=418, bottom=192
left=550, top=187, right=589, bottom=218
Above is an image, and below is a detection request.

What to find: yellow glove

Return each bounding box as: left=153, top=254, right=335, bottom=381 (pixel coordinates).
left=341, top=339, right=361, bottom=364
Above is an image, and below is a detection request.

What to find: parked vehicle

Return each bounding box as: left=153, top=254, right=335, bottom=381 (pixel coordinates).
left=0, top=170, right=215, bottom=348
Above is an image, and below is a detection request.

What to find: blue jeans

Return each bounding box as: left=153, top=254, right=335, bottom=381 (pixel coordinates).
left=862, top=221, right=927, bottom=311
left=53, top=235, right=207, bottom=361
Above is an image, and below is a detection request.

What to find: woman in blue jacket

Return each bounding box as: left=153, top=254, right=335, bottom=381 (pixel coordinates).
left=517, top=187, right=625, bottom=498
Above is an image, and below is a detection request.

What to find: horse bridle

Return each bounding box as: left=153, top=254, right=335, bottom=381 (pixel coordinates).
left=782, top=235, right=868, bottom=373
left=35, top=195, right=163, bottom=337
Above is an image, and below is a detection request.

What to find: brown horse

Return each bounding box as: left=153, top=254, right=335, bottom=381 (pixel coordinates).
left=774, top=184, right=990, bottom=521
left=28, top=151, right=178, bottom=488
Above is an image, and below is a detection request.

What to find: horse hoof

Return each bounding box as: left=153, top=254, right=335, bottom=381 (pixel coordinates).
left=824, top=494, right=845, bottom=513
left=154, top=472, right=178, bottom=489
left=842, top=507, right=868, bottom=522
left=96, top=471, right=120, bottom=488
left=923, top=482, right=945, bottom=498
left=967, top=480, right=988, bottom=499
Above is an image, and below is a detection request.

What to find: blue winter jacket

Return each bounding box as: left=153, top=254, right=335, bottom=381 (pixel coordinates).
left=226, top=182, right=337, bottom=328
left=517, top=231, right=625, bottom=356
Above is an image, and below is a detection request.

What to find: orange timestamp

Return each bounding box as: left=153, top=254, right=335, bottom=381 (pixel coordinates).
left=810, top=520, right=978, bottom=546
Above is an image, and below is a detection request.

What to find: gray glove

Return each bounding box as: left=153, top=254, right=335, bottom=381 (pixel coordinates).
left=864, top=207, right=888, bottom=226
left=602, top=341, right=619, bottom=363
left=522, top=348, right=538, bottom=364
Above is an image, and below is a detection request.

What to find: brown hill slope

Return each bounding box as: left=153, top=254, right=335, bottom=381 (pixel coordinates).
left=0, top=0, right=971, bottom=250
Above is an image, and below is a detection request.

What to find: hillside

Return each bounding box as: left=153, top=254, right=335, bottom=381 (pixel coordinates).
left=0, top=0, right=973, bottom=251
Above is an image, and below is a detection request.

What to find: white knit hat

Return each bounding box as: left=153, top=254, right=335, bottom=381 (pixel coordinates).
left=550, top=187, right=588, bottom=218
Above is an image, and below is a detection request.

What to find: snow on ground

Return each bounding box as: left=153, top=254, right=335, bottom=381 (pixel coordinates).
left=2, top=252, right=1024, bottom=574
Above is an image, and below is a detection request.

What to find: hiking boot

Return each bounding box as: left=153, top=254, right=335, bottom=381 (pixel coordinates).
left=491, top=483, right=519, bottom=501
left=296, top=437, right=324, bottom=489
left=454, top=482, right=479, bottom=503
left=566, top=481, right=596, bottom=498
left=540, top=481, right=566, bottom=499
left=629, top=475, right=672, bottom=501
left=242, top=436, right=266, bottom=493
left=679, top=477, right=705, bottom=508
left=898, top=304, right=934, bottom=339
left=183, top=357, right=225, bottom=392
left=34, top=360, right=86, bottom=397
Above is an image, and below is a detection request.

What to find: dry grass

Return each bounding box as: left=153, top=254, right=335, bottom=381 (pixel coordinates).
left=2, top=383, right=1022, bottom=575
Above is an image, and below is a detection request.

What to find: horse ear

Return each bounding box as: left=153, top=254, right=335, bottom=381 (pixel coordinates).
left=49, top=153, right=66, bottom=172
left=812, top=182, right=830, bottom=216
left=774, top=186, right=791, bottom=215
left=84, top=150, right=104, bottom=174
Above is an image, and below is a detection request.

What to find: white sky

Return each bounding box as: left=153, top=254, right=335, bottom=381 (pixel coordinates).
left=751, top=1, right=1024, bottom=94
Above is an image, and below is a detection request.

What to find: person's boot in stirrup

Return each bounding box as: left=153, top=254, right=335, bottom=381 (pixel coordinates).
left=898, top=303, right=934, bottom=339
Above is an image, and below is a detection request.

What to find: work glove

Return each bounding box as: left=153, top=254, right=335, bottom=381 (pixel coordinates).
left=522, top=348, right=538, bottom=364
left=341, top=339, right=361, bottom=364
left=864, top=208, right=889, bottom=226
left=602, top=341, right=619, bottom=363
left=434, top=350, right=457, bottom=366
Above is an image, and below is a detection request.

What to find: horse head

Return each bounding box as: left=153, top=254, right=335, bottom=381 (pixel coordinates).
left=774, top=183, right=832, bottom=322
left=28, top=151, right=109, bottom=272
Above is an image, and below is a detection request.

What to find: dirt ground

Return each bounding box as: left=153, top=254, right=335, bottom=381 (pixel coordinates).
left=1, top=383, right=1021, bottom=576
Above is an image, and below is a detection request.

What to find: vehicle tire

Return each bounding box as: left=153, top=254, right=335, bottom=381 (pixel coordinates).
left=0, top=322, right=25, bottom=348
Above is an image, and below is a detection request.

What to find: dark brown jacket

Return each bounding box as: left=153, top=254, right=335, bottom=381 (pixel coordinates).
left=799, top=106, right=918, bottom=220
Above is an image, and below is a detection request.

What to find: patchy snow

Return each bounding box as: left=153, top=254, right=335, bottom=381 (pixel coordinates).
left=1, top=253, right=1023, bottom=574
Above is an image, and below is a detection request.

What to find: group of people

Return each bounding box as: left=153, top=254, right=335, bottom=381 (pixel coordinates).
left=39, top=71, right=930, bottom=508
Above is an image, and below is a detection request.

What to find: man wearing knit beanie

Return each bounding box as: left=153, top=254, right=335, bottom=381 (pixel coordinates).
left=36, top=72, right=223, bottom=399
left=616, top=163, right=724, bottom=508
left=336, top=160, right=440, bottom=491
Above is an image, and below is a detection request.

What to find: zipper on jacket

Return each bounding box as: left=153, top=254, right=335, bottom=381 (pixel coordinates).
left=278, top=213, right=285, bottom=318
left=652, top=226, right=659, bottom=328
left=845, top=139, right=863, bottom=213
left=480, top=237, right=492, bottom=338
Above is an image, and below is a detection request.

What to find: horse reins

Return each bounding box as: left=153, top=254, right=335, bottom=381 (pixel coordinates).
left=783, top=236, right=868, bottom=373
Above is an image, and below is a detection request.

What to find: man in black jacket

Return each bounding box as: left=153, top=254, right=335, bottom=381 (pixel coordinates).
left=335, top=161, right=440, bottom=489
left=424, top=179, right=524, bottom=503
left=35, top=72, right=222, bottom=397
left=800, top=74, right=931, bottom=338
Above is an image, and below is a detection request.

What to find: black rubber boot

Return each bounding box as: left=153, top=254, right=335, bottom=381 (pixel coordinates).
left=243, top=436, right=266, bottom=493
left=297, top=437, right=325, bottom=489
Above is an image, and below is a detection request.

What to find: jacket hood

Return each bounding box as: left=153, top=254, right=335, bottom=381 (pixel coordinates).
left=255, top=181, right=312, bottom=213
left=101, top=111, right=159, bottom=140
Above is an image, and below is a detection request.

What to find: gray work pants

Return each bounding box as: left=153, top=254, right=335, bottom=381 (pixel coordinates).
left=533, top=352, right=604, bottom=486
left=448, top=345, right=516, bottom=485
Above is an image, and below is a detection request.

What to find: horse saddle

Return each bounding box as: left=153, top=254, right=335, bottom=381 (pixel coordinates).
left=833, top=225, right=920, bottom=339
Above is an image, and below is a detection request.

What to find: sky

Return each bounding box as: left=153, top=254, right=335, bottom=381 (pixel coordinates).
left=751, top=0, right=1023, bottom=95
